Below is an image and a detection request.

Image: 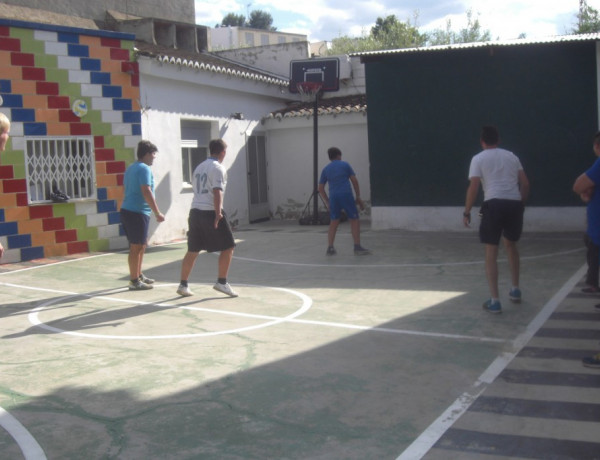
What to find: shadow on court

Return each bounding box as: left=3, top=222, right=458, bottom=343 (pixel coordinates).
left=0, top=221, right=597, bottom=459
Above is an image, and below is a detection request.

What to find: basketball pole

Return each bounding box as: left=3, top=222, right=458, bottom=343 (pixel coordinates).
left=311, top=89, right=319, bottom=224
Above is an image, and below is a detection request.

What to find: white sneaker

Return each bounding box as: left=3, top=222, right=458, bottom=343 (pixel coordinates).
left=213, top=282, right=238, bottom=297
left=176, top=284, right=193, bottom=297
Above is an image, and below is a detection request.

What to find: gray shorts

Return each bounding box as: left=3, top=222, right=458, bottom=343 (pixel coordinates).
left=187, top=209, right=235, bottom=253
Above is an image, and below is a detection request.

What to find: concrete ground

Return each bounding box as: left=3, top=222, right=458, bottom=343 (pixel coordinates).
left=0, top=220, right=598, bottom=459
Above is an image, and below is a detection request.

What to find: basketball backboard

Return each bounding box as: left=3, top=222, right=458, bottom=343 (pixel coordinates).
left=289, top=58, right=340, bottom=93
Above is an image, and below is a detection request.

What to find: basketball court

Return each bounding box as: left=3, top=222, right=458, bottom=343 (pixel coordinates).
left=1, top=221, right=598, bottom=459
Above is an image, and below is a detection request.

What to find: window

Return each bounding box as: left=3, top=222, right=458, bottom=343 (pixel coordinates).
left=245, top=32, right=255, bottom=46
left=278, top=36, right=286, bottom=44
left=181, top=140, right=207, bottom=185
left=25, top=137, right=96, bottom=203
left=180, top=120, right=211, bottom=185
left=261, top=34, right=269, bottom=46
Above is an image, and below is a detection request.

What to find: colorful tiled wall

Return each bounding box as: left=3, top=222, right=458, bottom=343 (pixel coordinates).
left=0, top=20, right=141, bottom=263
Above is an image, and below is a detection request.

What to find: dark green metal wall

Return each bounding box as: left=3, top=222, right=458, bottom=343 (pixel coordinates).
left=364, top=41, right=598, bottom=206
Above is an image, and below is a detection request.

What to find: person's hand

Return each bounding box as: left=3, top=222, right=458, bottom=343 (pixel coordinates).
left=155, top=212, right=165, bottom=222
left=0, top=242, right=4, bottom=259
left=463, top=212, right=471, bottom=228
left=214, top=211, right=222, bottom=229
left=356, top=197, right=365, bottom=211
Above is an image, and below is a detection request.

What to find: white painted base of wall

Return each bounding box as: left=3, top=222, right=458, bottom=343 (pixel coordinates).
left=371, top=207, right=587, bottom=232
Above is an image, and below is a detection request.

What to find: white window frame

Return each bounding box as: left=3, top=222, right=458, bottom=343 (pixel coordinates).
left=25, top=136, right=96, bottom=203
left=181, top=139, right=207, bottom=186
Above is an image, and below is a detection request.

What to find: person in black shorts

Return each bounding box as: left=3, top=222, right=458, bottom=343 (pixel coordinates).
left=463, top=126, right=530, bottom=314
left=176, top=139, right=237, bottom=297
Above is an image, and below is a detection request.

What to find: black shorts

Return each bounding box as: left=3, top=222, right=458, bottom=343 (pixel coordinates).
left=187, top=209, right=235, bottom=253
left=479, top=199, right=524, bottom=245
left=120, top=208, right=150, bottom=245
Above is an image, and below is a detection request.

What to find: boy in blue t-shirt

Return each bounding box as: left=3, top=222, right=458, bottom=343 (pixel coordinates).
left=318, top=147, right=370, bottom=256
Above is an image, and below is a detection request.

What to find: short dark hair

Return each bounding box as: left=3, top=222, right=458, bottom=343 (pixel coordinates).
left=481, top=126, right=499, bottom=146
left=327, top=147, right=342, bottom=160
left=594, top=131, right=600, bottom=145
left=209, top=139, right=227, bottom=156
left=137, top=140, right=157, bottom=159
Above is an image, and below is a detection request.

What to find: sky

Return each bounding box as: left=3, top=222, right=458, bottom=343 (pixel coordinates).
left=194, top=0, right=600, bottom=43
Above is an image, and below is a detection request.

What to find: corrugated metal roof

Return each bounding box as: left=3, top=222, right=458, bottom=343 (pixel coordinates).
left=135, top=41, right=289, bottom=87
left=353, top=32, right=600, bottom=57
left=266, top=94, right=367, bottom=120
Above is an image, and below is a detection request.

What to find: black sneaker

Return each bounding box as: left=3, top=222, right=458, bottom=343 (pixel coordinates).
left=326, top=246, right=336, bottom=256
left=582, top=353, right=600, bottom=368
left=129, top=280, right=153, bottom=290
left=354, top=245, right=371, bottom=255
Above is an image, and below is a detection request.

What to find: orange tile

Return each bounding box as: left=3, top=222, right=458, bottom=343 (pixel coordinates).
left=5, top=206, right=29, bottom=221
left=111, top=73, right=131, bottom=87
left=46, top=122, right=71, bottom=136
left=0, top=192, right=17, bottom=208
left=79, top=35, right=101, bottom=47
left=122, top=85, right=140, bottom=101
left=0, top=65, right=20, bottom=79
left=95, top=162, right=106, bottom=175
left=20, top=219, right=44, bottom=235
left=88, top=46, right=111, bottom=61
left=106, top=186, right=124, bottom=201
left=96, top=174, right=117, bottom=187
left=103, top=60, right=122, bottom=73
left=35, top=108, right=60, bottom=123
left=23, top=95, right=48, bottom=109
left=11, top=80, right=37, bottom=95
left=44, top=243, right=68, bottom=257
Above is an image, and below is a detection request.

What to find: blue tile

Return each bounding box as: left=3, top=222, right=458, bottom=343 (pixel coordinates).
left=67, top=44, right=89, bottom=57
left=0, top=221, right=18, bottom=236
left=112, top=98, right=132, bottom=111
left=8, top=234, right=32, bottom=249
left=0, top=80, right=12, bottom=92
left=97, top=200, right=117, bottom=213
left=80, top=58, right=101, bottom=71
left=0, top=94, right=23, bottom=107
left=123, top=111, right=141, bottom=123
left=11, top=108, right=35, bottom=122
left=132, top=124, right=141, bottom=136
left=57, top=32, right=79, bottom=43
left=24, top=123, right=47, bottom=136
left=96, top=188, right=107, bottom=200
left=102, top=86, right=122, bottom=98
left=91, top=72, right=111, bottom=85
left=21, top=246, right=45, bottom=261
left=108, top=211, right=121, bottom=225
left=0, top=209, right=4, bottom=222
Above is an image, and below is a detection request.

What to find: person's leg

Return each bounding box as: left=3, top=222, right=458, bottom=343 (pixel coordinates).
left=484, top=243, right=500, bottom=299
left=128, top=243, right=145, bottom=280
left=503, top=237, right=520, bottom=288
left=349, top=218, right=360, bottom=245
left=585, top=236, right=600, bottom=289
left=218, top=247, right=234, bottom=279
left=180, top=251, right=199, bottom=281
left=328, top=219, right=340, bottom=247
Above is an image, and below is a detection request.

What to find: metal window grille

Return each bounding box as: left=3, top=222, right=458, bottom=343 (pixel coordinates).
left=25, top=137, right=96, bottom=203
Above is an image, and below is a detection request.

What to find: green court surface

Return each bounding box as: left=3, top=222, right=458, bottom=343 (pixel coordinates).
left=0, top=222, right=598, bottom=459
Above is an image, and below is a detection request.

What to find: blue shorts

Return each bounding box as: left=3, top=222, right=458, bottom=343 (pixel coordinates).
left=329, top=193, right=359, bottom=220
left=120, top=208, right=150, bottom=245
left=479, top=199, right=524, bottom=245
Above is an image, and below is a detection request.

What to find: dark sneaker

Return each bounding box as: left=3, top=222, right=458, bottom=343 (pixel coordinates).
left=582, top=353, right=600, bottom=369
left=176, top=284, right=193, bottom=297
left=582, top=286, right=600, bottom=293
left=509, top=287, right=522, bottom=303
left=326, top=246, right=336, bottom=256
left=482, top=298, right=502, bottom=314
left=354, top=246, right=371, bottom=255
left=129, top=279, right=153, bottom=290
left=213, top=282, right=238, bottom=297
left=139, top=274, right=155, bottom=284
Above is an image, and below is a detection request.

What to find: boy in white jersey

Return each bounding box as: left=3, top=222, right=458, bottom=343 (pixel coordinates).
left=463, top=126, right=530, bottom=314
left=177, top=139, right=237, bottom=297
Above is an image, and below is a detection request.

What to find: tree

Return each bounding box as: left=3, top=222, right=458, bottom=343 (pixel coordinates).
left=220, top=13, right=245, bottom=27
left=247, top=10, right=276, bottom=31
left=427, top=9, right=491, bottom=46
left=573, top=0, right=600, bottom=33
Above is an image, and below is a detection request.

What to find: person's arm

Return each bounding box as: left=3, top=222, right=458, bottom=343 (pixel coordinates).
left=518, top=169, right=530, bottom=202
left=463, top=177, right=481, bottom=227
left=213, top=188, right=223, bottom=228
left=349, top=175, right=364, bottom=210
left=318, top=183, right=329, bottom=210
left=573, top=172, right=595, bottom=202
left=141, top=185, right=165, bottom=222
left=0, top=242, right=4, bottom=259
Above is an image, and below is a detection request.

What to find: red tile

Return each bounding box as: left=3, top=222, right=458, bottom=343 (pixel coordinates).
left=11, top=52, right=35, bottom=66
left=22, top=67, right=46, bottom=81
left=106, top=161, right=126, bottom=174
left=55, top=229, right=77, bottom=243
left=121, top=61, right=139, bottom=74
left=116, top=174, right=124, bottom=186
left=59, top=109, right=80, bottom=122
left=3, top=178, right=27, bottom=193
left=16, top=193, right=28, bottom=207
left=67, top=241, right=89, bottom=255
left=131, top=74, right=139, bottom=87
left=36, top=81, right=59, bottom=95
left=94, top=148, right=115, bottom=161
left=0, top=165, right=14, bottom=179
left=29, top=205, right=54, bottom=219
left=0, top=26, right=9, bottom=36
left=101, top=37, right=121, bottom=48
left=110, top=48, right=130, bottom=61
left=70, top=123, right=91, bottom=135
left=48, top=96, right=70, bottom=109
left=42, top=217, right=65, bottom=231
left=94, top=136, right=105, bottom=148
left=0, top=37, right=20, bottom=52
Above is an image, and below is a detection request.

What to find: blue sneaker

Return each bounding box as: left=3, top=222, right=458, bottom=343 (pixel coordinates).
left=509, top=287, right=522, bottom=303
left=482, top=299, right=502, bottom=314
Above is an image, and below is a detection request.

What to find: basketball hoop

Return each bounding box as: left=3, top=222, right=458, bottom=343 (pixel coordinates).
left=296, top=81, right=323, bottom=102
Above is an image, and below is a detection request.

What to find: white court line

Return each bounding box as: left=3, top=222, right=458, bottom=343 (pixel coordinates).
left=395, top=264, right=587, bottom=460
left=1, top=282, right=505, bottom=344
left=0, top=406, right=46, bottom=460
